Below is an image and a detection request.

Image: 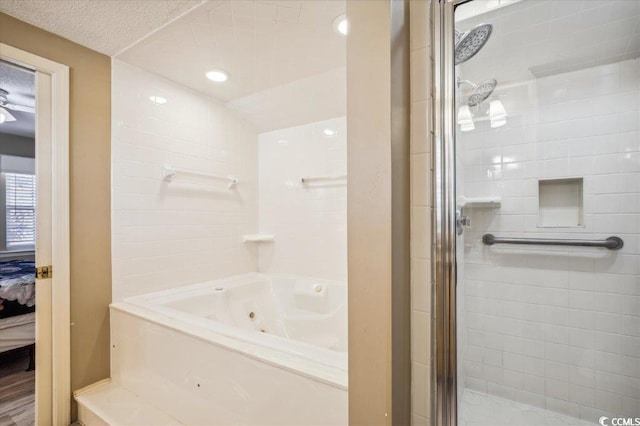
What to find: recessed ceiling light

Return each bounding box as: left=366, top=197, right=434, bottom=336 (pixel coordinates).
left=323, top=128, right=337, bottom=137
left=333, top=14, right=348, bottom=36
left=206, top=69, right=229, bottom=82
left=149, top=96, right=167, bottom=104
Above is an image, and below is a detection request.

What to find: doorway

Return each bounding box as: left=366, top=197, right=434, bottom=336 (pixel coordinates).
left=0, top=60, right=37, bottom=425
left=0, top=44, right=70, bottom=425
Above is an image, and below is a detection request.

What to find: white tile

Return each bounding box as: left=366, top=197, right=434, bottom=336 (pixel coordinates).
left=412, top=153, right=431, bottom=206
left=411, top=206, right=431, bottom=260
left=112, top=61, right=260, bottom=301
left=545, top=396, right=579, bottom=419
left=411, top=311, right=430, bottom=365
left=410, top=0, right=430, bottom=51
left=524, top=373, right=545, bottom=395
left=503, top=370, right=524, bottom=390
left=411, top=361, right=429, bottom=418
left=545, top=378, right=569, bottom=400
left=595, top=371, right=624, bottom=395
left=569, top=384, right=595, bottom=406
left=570, top=366, right=595, bottom=389
left=411, top=413, right=429, bottom=426
left=569, top=290, right=594, bottom=311
left=411, top=47, right=430, bottom=103
left=257, top=117, right=347, bottom=280
left=411, top=100, right=431, bottom=154
left=595, top=389, right=623, bottom=413
left=411, top=258, right=431, bottom=312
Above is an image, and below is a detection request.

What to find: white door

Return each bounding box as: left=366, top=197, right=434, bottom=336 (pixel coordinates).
left=35, top=70, right=53, bottom=426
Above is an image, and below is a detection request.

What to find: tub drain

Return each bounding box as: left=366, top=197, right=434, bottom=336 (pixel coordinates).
left=249, top=311, right=255, bottom=319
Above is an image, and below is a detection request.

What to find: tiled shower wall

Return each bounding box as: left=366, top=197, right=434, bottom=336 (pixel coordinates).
left=257, top=117, right=347, bottom=281
left=409, top=0, right=433, bottom=424
left=111, top=60, right=259, bottom=301
left=459, top=59, right=640, bottom=420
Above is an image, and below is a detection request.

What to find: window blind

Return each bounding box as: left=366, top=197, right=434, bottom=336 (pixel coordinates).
left=5, top=172, right=36, bottom=248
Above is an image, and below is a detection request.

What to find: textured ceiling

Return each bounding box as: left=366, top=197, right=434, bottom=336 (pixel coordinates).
left=117, top=0, right=346, bottom=102
left=0, top=62, right=35, bottom=138
left=0, top=0, right=203, bottom=55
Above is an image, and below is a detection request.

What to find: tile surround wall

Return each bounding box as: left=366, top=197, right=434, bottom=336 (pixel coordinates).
left=458, top=58, right=640, bottom=420
left=257, top=117, right=347, bottom=281
left=111, top=60, right=259, bottom=301
left=409, top=1, right=433, bottom=425
left=111, top=61, right=348, bottom=301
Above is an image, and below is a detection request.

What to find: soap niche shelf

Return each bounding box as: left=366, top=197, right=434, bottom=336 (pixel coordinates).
left=538, top=178, right=584, bottom=228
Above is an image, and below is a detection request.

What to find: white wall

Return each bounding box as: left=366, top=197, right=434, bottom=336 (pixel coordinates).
left=257, top=116, right=347, bottom=281
left=458, top=58, right=640, bottom=420
left=0, top=134, right=35, bottom=158
left=0, top=155, right=35, bottom=174
left=111, top=60, right=259, bottom=301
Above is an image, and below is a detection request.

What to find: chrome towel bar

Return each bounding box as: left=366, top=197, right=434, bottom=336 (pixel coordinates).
left=482, top=234, right=624, bottom=250
left=298, top=174, right=347, bottom=184
left=162, top=165, right=238, bottom=189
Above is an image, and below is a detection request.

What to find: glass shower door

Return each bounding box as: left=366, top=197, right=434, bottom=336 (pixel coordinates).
left=452, top=1, right=640, bottom=425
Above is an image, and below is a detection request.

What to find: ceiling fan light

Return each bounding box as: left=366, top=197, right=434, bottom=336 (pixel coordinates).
left=0, top=106, right=16, bottom=124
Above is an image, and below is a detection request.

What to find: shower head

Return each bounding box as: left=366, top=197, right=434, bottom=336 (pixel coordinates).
left=455, top=23, right=493, bottom=65
left=467, top=78, right=497, bottom=106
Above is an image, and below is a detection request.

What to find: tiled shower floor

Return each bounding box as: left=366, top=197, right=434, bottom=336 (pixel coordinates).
left=459, top=389, right=596, bottom=426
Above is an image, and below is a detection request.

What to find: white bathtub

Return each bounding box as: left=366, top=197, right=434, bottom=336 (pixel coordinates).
left=109, top=273, right=348, bottom=425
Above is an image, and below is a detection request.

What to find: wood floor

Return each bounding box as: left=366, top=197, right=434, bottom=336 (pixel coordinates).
left=0, top=350, right=34, bottom=426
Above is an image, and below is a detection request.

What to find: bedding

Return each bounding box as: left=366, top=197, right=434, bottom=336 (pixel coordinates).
left=0, top=260, right=36, bottom=309
left=0, top=312, right=35, bottom=352
left=0, top=260, right=36, bottom=317
left=0, top=260, right=36, bottom=356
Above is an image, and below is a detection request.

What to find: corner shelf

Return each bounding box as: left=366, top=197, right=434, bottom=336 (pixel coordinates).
left=243, top=234, right=275, bottom=243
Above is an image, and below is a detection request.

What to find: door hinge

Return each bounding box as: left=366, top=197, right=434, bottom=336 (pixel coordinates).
left=36, top=265, right=53, bottom=279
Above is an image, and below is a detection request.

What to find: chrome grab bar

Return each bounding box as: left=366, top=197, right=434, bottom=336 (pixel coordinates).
left=482, top=234, right=624, bottom=250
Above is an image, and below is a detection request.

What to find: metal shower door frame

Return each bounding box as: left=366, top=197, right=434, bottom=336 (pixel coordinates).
left=432, top=0, right=471, bottom=425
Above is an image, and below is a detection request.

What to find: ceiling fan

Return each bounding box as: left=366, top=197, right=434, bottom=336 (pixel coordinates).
left=0, top=88, right=35, bottom=124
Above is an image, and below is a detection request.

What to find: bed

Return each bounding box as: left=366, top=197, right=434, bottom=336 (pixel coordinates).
left=0, top=260, right=36, bottom=369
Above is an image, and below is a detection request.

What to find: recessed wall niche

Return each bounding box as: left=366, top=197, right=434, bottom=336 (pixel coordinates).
left=538, top=178, right=584, bottom=227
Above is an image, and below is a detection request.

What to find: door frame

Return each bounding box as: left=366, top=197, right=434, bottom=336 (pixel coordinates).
left=432, top=1, right=471, bottom=425
left=0, top=43, right=70, bottom=426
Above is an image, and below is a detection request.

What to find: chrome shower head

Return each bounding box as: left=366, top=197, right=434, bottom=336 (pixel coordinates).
left=455, top=29, right=463, bottom=46
left=467, top=78, right=497, bottom=106
left=455, top=23, right=493, bottom=65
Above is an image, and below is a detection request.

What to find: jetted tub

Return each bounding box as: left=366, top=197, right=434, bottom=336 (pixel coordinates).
left=109, top=273, right=348, bottom=425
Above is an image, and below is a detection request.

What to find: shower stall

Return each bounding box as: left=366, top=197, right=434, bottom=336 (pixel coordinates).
left=433, top=0, right=640, bottom=425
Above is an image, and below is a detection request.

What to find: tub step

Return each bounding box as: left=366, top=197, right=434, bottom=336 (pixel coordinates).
left=74, top=379, right=182, bottom=425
